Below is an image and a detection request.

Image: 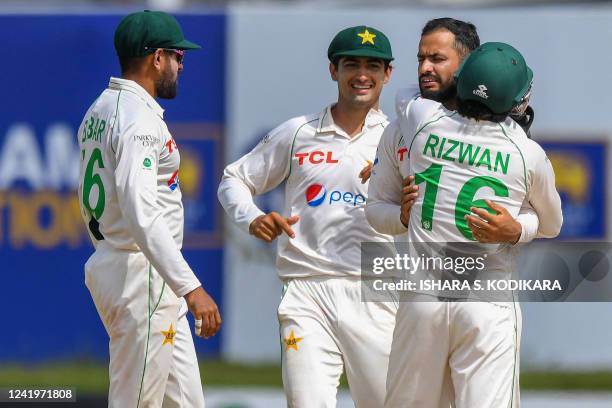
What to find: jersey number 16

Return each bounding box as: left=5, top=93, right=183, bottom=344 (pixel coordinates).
left=415, top=163, right=509, bottom=240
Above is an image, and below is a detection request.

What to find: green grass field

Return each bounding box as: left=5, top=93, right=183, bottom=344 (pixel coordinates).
left=1, top=361, right=611, bottom=395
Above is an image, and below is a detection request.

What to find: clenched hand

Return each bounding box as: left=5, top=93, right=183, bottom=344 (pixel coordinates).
left=465, top=199, right=522, bottom=244
left=184, top=286, right=221, bottom=339
left=359, top=161, right=373, bottom=184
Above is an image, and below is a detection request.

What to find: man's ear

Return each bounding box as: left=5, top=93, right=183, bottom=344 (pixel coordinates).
left=329, top=62, right=338, bottom=82
left=384, top=64, right=393, bottom=84
left=152, top=49, right=164, bottom=71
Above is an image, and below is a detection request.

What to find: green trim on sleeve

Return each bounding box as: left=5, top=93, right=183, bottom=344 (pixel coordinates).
left=109, top=90, right=122, bottom=155
left=287, top=118, right=318, bottom=178
left=407, top=112, right=457, bottom=153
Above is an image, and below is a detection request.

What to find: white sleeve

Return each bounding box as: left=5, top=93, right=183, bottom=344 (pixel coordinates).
left=397, top=95, right=442, bottom=140
left=526, top=147, right=563, bottom=238
left=395, top=85, right=421, bottom=117
left=516, top=200, right=540, bottom=244
left=217, top=121, right=295, bottom=233
left=114, top=119, right=201, bottom=298
left=366, top=120, right=408, bottom=235
left=366, top=97, right=441, bottom=235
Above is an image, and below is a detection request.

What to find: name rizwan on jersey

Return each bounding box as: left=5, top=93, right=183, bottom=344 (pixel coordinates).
left=422, top=133, right=511, bottom=175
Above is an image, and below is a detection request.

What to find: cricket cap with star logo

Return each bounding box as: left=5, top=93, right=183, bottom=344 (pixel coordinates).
left=327, top=25, right=393, bottom=63
left=455, top=42, right=533, bottom=114
left=114, top=10, right=201, bottom=58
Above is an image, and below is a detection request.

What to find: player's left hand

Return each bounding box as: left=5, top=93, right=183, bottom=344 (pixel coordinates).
left=465, top=199, right=522, bottom=244
left=359, top=161, right=373, bottom=184
left=184, top=286, right=222, bottom=339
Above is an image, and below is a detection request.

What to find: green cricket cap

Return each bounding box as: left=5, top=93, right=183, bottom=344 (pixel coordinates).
left=455, top=42, right=533, bottom=114
left=114, top=10, right=201, bottom=58
left=328, top=25, right=393, bottom=62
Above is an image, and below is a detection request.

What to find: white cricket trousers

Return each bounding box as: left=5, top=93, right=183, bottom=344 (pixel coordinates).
left=278, top=276, right=397, bottom=408
left=385, top=294, right=521, bottom=408
left=84, top=242, right=205, bottom=407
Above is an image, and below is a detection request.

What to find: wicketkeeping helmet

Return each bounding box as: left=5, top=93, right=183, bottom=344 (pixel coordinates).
left=454, top=42, right=533, bottom=114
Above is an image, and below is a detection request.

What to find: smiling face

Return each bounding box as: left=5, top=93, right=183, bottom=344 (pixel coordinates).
left=330, top=56, right=392, bottom=109
left=417, top=29, right=463, bottom=104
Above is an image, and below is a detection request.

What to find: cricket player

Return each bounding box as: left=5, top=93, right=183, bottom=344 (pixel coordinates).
left=400, top=18, right=541, bottom=244
left=78, top=11, right=220, bottom=407
left=367, top=42, right=563, bottom=407
left=363, top=18, right=539, bottom=243
left=408, top=17, right=535, bottom=135
left=218, top=26, right=396, bottom=407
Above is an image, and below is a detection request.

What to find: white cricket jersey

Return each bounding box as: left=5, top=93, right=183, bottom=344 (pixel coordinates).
left=77, top=77, right=201, bottom=298
left=368, top=92, right=562, bottom=248
left=367, top=87, right=557, bottom=243
left=218, top=105, right=394, bottom=278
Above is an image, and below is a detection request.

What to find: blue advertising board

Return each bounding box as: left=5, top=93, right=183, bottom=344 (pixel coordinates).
left=0, top=14, right=225, bottom=361
left=540, top=141, right=607, bottom=239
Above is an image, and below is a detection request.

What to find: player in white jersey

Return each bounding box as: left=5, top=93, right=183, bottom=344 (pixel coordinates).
left=367, top=43, right=562, bottom=407
left=78, top=11, right=220, bottom=407
left=411, top=18, right=541, bottom=244
left=363, top=18, right=540, bottom=244
left=380, top=26, right=540, bottom=407
left=218, top=26, right=396, bottom=407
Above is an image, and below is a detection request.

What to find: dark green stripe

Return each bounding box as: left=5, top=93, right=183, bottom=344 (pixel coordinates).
left=508, top=293, right=519, bottom=408
left=406, top=112, right=457, bottom=153
left=278, top=281, right=291, bottom=394
left=320, top=109, right=328, bottom=129
left=136, top=264, right=153, bottom=407
left=287, top=118, right=318, bottom=178
left=150, top=282, right=166, bottom=318
left=109, top=90, right=122, bottom=155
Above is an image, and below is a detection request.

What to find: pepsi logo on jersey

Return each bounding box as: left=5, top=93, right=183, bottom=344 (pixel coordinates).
left=305, top=184, right=366, bottom=207
left=294, top=151, right=339, bottom=166
left=167, top=170, right=179, bottom=191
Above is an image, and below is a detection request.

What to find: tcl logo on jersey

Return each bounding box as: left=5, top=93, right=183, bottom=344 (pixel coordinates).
left=397, top=147, right=408, bottom=161
left=294, top=151, right=339, bottom=166
left=305, top=184, right=365, bottom=207
left=166, top=137, right=178, bottom=154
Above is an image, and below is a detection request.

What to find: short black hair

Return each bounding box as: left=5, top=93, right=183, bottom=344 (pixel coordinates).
left=421, top=18, right=480, bottom=59
left=118, top=51, right=159, bottom=75
left=456, top=97, right=509, bottom=123
left=118, top=55, right=145, bottom=75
